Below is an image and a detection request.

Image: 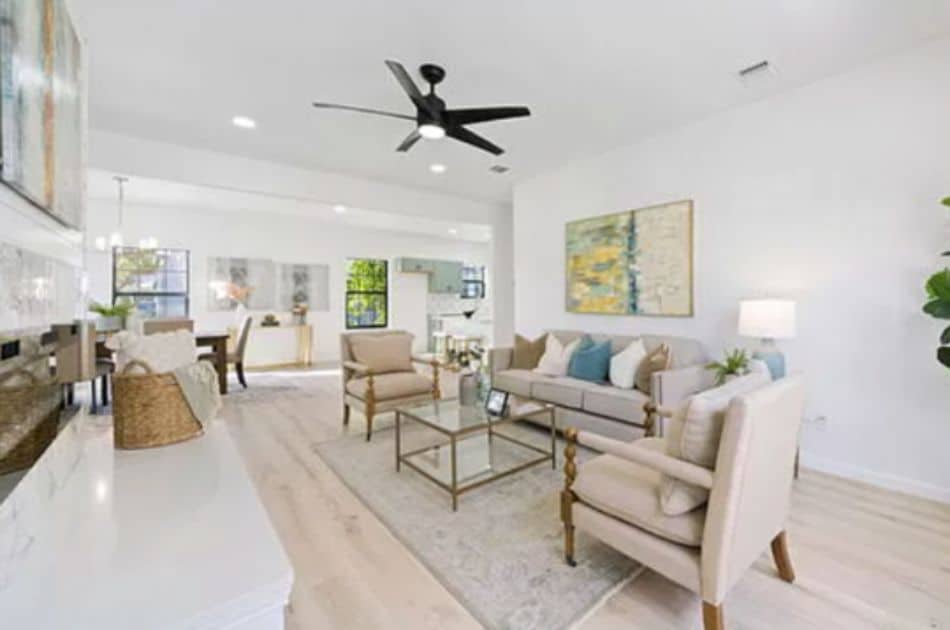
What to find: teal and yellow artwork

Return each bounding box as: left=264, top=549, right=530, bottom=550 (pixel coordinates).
left=565, top=200, right=693, bottom=317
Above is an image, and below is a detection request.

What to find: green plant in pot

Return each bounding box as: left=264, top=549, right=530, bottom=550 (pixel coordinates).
left=706, top=348, right=750, bottom=386
left=922, top=197, right=950, bottom=369
left=89, top=299, right=135, bottom=332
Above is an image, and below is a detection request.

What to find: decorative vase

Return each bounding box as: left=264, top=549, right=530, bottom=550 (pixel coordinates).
left=458, top=370, right=477, bottom=406
left=96, top=316, right=122, bottom=332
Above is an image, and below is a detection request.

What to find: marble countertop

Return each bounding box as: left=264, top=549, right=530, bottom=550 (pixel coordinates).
left=0, top=414, right=293, bottom=629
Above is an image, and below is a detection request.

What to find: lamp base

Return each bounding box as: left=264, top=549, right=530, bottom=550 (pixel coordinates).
left=753, top=347, right=786, bottom=380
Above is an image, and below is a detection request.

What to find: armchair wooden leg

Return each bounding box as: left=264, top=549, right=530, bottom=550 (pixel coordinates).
left=365, top=373, right=376, bottom=442
left=771, top=530, right=796, bottom=583
left=702, top=602, right=723, bottom=630
left=342, top=404, right=351, bottom=426
left=562, top=427, right=578, bottom=567
left=431, top=360, right=441, bottom=400
left=365, top=410, right=375, bottom=442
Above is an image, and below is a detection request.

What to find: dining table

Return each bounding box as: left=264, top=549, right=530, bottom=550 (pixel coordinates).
left=96, top=330, right=231, bottom=395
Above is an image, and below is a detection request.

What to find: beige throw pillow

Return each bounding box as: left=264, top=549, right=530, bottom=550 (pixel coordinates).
left=511, top=333, right=547, bottom=370
left=660, top=362, right=772, bottom=516
left=634, top=343, right=672, bottom=394
left=533, top=334, right=580, bottom=377
left=349, top=334, right=413, bottom=374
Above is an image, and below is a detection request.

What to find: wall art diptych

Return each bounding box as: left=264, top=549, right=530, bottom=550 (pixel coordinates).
left=566, top=200, right=693, bottom=317
left=279, top=263, right=329, bottom=312
left=207, top=257, right=277, bottom=311
left=0, top=0, right=83, bottom=229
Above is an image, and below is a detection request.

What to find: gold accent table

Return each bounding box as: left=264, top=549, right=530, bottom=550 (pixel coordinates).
left=395, top=398, right=556, bottom=511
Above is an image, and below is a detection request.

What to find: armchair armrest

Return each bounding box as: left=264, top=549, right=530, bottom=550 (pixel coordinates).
left=573, top=429, right=714, bottom=490
left=411, top=354, right=440, bottom=366
left=342, top=360, right=372, bottom=375
left=488, top=346, right=513, bottom=376
left=651, top=364, right=715, bottom=408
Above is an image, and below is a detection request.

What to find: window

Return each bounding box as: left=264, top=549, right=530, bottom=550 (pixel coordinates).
left=113, top=247, right=190, bottom=318
left=461, top=265, right=486, bottom=299
left=345, top=258, right=388, bottom=329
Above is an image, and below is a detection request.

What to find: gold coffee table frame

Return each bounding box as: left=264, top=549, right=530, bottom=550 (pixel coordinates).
left=395, top=399, right=556, bottom=511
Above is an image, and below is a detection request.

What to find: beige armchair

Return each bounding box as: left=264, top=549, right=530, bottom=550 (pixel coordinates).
left=340, top=330, right=440, bottom=441
left=562, top=376, right=804, bottom=630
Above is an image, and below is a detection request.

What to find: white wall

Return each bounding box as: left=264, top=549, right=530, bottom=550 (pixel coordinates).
left=512, top=38, right=950, bottom=501
left=85, top=201, right=491, bottom=362
left=88, top=130, right=514, bottom=344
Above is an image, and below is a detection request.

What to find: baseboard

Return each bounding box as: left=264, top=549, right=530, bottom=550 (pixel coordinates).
left=799, top=451, right=950, bottom=504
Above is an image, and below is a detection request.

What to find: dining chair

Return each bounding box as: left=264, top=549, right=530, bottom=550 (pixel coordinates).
left=143, top=319, right=195, bottom=335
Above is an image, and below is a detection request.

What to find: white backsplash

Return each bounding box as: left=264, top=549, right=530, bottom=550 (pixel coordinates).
left=427, top=293, right=492, bottom=319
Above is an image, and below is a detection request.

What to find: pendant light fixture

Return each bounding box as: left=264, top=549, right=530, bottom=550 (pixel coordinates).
left=93, top=176, right=157, bottom=251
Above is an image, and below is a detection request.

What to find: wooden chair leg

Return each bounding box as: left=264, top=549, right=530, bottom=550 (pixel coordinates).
left=771, top=530, right=796, bottom=583
left=236, top=361, right=248, bottom=389
left=562, top=427, right=578, bottom=567
left=365, top=410, right=374, bottom=441
left=101, top=374, right=110, bottom=407
left=702, top=602, right=723, bottom=630
left=342, top=404, right=351, bottom=426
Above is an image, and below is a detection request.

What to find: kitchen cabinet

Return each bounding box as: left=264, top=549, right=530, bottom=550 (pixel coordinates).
left=395, top=257, right=435, bottom=273
left=395, top=257, right=463, bottom=293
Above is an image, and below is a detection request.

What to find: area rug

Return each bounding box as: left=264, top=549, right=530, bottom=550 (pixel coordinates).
left=315, top=422, right=641, bottom=630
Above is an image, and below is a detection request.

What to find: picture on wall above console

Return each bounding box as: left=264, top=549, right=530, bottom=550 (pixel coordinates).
left=0, top=0, right=83, bottom=230
left=279, top=263, right=330, bottom=312
left=207, top=257, right=277, bottom=311
left=566, top=199, right=693, bottom=317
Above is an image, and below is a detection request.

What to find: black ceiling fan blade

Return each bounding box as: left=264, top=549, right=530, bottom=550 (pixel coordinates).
left=446, top=126, right=504, bottom=155
left=444, top=106, right=530, bottom=126
left=312, top=102, right=414, bottom=121
left=396, top=129, right=421, bottom=152
left=384, top=60, right=430, bottom=113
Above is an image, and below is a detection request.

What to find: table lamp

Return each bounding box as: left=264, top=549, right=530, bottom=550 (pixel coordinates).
left=738, top=299, right=796, bottom=379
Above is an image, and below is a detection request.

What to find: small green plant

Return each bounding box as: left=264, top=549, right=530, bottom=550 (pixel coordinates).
left=922, top=197, right=950, bottom=369
left=706, top=348, right=750, bottom=385
left=88, top=299, right=135, bottom=319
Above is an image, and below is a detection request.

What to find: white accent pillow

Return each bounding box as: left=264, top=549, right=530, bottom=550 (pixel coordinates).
left=533, top=335, right=580, bottom=377
left=660, top=360, right=772, bottom=516
left=107, top=330, right=198, bottom=374
left=608, top=338, right=647, bottom=389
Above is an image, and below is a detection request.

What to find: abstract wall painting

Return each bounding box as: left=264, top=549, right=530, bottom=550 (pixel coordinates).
left=279, top=263, right=330, bottom=312
left=0, top=0, right=83, bottom=229
left=566, top=200, right=693, bottom=317
left=207, top=257, right=277, bottom=311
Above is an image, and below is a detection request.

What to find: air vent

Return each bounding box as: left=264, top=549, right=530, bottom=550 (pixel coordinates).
left=738, top=60, right=770, bottom=77
left=489, top=165, right=510, bottom=174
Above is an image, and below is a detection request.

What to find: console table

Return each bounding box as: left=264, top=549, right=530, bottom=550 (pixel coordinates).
left=236, top=324, right=313, bottom=370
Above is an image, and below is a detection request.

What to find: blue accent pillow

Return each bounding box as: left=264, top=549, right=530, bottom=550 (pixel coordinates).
left=566, top=335, right=593, bottom=374
left=568, top=338, right=612, bottom=382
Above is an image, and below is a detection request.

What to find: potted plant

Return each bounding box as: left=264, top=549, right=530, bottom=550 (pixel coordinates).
left=706, top=348, right=750, bottom=386
left=88, top=300, right=135, bottom=332
left=923, top=197, right=950, bottom=369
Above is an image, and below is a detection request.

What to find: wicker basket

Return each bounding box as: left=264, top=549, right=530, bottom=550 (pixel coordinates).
left=112, top=360, right=203, bottom=450
left=0, top=369, right=61, bottom=475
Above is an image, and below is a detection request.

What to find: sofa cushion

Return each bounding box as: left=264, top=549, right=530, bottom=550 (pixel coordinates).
left=582, top=385, right=649, bottom=424
left=609, top=338, right=647, bottom=389
left=511, top=333, right=548, bottom=370
left=635, top=343, right=672, bottom=394
left=568, top=338, right=611, bottom=383
left=493, top=369, right=545, bottom=398
left=573, top=437, right=706, bottom=547
left=345, top=372, right=432, bottom=401
left=531, top=376, right=594, bottom=408
left=349, top=333, right=414, bottom=374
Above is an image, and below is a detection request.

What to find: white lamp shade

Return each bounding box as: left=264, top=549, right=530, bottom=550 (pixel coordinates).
left=738, top=299, right=796, bottom=340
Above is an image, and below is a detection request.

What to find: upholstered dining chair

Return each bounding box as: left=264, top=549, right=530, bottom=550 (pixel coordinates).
left=340, top=330, right=440, bottom=441
left=198, top=315, right=252, bottom=389
left=561, top=376, right=805, bottom=630
left=143, top=318, right=195, bottom=335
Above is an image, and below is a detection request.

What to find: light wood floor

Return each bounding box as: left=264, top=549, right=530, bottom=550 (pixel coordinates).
left=222, top=369, right=950, bottom=630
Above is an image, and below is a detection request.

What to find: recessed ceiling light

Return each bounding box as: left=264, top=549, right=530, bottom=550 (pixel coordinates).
left=448, top=228, right=458, bottom=235
left=418, top=124, right=445, bottom=140
left=429, top=163, right=446, bottom=174
left=333, top=204, right=347, bottom=214
left=232, top=115, right=256, bottom=129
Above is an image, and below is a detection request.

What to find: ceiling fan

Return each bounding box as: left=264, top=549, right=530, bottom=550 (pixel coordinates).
left=312, top=60, right=530, bottom=156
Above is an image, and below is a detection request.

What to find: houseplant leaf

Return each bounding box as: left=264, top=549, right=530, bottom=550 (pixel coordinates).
left=924, top=300, right=950, bottom=319
left=943, top=325, right=950, bottom=345
left=926, top=269, right=950, bottom=300
left=939, top=347, right=950, bottom=368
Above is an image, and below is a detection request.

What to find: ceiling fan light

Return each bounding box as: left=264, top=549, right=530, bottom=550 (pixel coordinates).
left=418, top=123, right=445, bottom=140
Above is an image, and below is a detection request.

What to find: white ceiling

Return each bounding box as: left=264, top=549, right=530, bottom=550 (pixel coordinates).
left=87, top=169, right=493, bottom=243
left=73, top=1, right=950, bottom=203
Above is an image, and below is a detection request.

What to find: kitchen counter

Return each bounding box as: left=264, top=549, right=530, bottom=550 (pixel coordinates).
left=0, top=412, right=292, bottom=629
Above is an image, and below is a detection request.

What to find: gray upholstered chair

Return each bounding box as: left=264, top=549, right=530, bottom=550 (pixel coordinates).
left=229, top=315, right=253, bottom=389
left=562, top=376, right=805, bottom=630
left=340, top=330, right=440, bottom=441
left=143, top=318, right=194, bottom=335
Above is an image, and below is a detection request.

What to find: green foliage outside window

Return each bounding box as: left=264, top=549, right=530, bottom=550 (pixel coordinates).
left=346, top=258, right=388, bottom=329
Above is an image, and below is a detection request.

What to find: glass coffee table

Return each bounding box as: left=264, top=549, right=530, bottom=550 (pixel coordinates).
left=395, top=398, right=556, bottom=511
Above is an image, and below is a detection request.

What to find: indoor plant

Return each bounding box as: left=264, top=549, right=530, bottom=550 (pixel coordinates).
left=923, top=196, right=950, bottom=369
left=88, top=300, right=135, bottom=331
left=706, top=348, right=750, bottom=385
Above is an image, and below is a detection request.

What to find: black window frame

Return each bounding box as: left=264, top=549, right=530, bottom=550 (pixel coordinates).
left=344, top=258, right=389, bottom=330
left=112, top=246, right=191, bottom=318
left=461, top=265, right=486, bottom=299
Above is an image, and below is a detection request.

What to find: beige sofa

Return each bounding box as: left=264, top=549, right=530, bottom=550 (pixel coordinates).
left=489, top=330, right=711, bottom=441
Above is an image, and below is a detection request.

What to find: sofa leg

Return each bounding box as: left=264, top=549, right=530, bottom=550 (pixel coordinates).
left=702, top=602, right=723, bottom=630
left=771, top=530, right=796, bottom=583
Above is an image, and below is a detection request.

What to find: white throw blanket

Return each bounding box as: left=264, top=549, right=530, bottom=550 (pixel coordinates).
left=106, top=330, right=197, bottom=374
left=173, top=361, right=222, bottom=427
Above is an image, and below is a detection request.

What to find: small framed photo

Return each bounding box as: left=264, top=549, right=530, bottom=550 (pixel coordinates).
left=485, top=389, right=509, bottom=416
